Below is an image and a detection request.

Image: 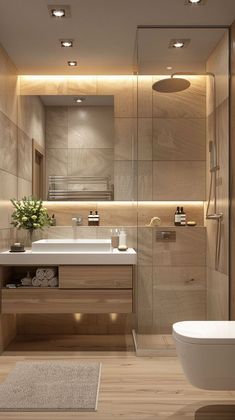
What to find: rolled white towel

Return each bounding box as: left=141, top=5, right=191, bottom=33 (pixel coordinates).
left=41, top=278, right=49, bottom=287
left=48, top=277, right=58, bottom=287
left=45, top=268, right=57, bottom=280
left=32, top=277, right=41, bottom=287
left=36, top=268, right=46, bottom=280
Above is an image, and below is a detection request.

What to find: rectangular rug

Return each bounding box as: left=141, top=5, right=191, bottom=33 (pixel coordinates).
left=0, top=361, right=101, bottom=411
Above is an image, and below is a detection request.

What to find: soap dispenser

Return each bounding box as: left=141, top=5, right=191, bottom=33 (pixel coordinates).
left=118, top=229, right=128, bottom=251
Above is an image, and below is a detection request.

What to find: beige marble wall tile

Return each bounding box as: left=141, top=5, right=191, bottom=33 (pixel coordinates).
left=207, top=268, right=229, bottom=320
left=153, top=266, right=206, bottom=333
left=137, top=202, right=204, bottom=227
left=153, top=118, right=206, bottom=161
left=0, top=45, right=18, bottom=124
left=138, top=118, right=152, bottom=161
left=17, top=178, right=32, bottom=199
left=0, top=170, right=17, bottom=228
left=0, top=112, right=17, bottom=176
left=0, top=228, right=11, bottom=251
left=137, top=161, right=152, bottom=201
left=153, top=226, right=206, bottom=267
left=97, top=76, right=137, bottom=117
left=114, top=161, right=137, bottom=201
left=153, top=76, right=206, bottom=118
left=68, top=148, right=113, bottom=179
left=46, top=106, right=68, bottom=149
left=137, top=76, right=153, bottom=118
left=153, top=161, right=206, bottom=201
left=68, top=106, right=114, bottom=149
left=46, top=149, right=68, bottom=176
left=18, top=129, right=32, bottom=182
left=137, top=266, right=153, bottom=333
left=18, top=95, right=45, bottom=148
left=206, top=32, right=229, bottom=109
left=67, top=76, right=97, bottom=95
left=137, top=227, right=153, bottom=266
left=114, top=118, right=137, bottom=160
left=97, top=202, right=137, bottom=226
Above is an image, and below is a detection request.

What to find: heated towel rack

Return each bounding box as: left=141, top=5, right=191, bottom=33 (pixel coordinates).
left=48, top=176, right=114, bottom=201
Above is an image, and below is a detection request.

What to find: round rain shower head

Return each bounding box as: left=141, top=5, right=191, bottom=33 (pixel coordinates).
left=152, top=77, right=191, bottom=93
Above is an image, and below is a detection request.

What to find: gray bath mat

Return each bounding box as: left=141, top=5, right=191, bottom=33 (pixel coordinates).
left=0, top=361, right=101, bottom=411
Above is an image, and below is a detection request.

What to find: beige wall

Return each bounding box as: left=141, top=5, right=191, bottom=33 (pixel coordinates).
left=205, top=32, right=229, bottom=320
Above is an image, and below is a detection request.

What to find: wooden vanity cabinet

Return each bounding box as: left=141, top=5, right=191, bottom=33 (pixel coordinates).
left=1, top=265, right=134, bottom=314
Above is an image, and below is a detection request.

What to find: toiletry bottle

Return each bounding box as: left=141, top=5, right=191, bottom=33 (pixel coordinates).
left=180, top=207, right=186, bottom=226
left=95, top=210, right=100, bottom=226
left=111, top=229, right=119, bottom=248
left=118, top=229, right=127, bottom=251
left=88, top=211, right=94, bottom=226
left=174, top=207, right=181, bottom=226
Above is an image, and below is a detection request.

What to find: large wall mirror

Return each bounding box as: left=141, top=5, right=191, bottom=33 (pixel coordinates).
left=20, top=93, right=137, bottom=202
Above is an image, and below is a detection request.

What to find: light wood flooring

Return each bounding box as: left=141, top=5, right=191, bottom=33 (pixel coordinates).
left=1, top=337, right=235, bottom=419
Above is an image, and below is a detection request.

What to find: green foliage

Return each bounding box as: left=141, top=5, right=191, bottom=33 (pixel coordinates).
left=11, top=197, right=52, bottom=231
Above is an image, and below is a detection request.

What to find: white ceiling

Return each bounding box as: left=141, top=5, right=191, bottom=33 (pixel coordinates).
left=0, top=0, right=234, bottom=74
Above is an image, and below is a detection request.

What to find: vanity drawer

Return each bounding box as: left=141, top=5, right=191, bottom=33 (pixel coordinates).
left=59, top=265, right=133, bottom=289
left=1, top=288, right=133, bottom=314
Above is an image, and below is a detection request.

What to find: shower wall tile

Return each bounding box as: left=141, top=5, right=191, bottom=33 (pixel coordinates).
left=137, top=76, right=153, bottom=117
left=137, top=118, right=152, bottom=161
left=68, top=106, right=114, bottom=149
left=114, top=161, right=137, bottom=201
left=137, top=227, right=153, bottom=266
left=152, top=76, right=206, bottom=118
left=46, top=106, right=68, bottom=149
left=68, top=148, right=114, bottom=178
left=0, top=112, right=17, bottom=176
left=114, top=118, right=137, bottom=160
left=137, top=161, right=153, bottom=201
left=153, top=118, right=206, bottom=161
left=153, top=227, right=206, bottom=267
left=153, top=266, right=206, bottom=333
left=206, top=32, right=229, bottom=109
left=18, top=95, right=45, bottom=148
left=153, top=161, right=206, bottom=201
left=137, top=265, right=153, bottom=333
left=207, top=267, right=229, bottom=320
left=97, top=76, right=137, bottom=117
left=17, top=129, right=32, bottom=182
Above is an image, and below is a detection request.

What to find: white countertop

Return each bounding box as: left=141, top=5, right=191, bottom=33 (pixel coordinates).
left=0, top=248, right=137, bottom=266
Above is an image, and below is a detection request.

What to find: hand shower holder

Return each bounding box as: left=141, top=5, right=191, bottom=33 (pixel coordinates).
left=206, top=213, right=223, bottom=221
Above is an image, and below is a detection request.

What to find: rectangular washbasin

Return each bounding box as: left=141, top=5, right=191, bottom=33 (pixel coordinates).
left=31, top=239, right=111, bottom=253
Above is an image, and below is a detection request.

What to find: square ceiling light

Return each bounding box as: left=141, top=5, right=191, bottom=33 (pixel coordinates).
left=169, top=39, right=191, bottom=49
left=185, top=0, right=207, bottom=5
left=47, top=4, right=71, bottom=18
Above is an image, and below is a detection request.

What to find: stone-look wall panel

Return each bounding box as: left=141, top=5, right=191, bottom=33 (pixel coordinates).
left=205, top=32, right=229, bottom=320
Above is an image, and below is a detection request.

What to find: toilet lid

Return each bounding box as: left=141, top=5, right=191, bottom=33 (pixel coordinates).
left=173, top=321, right=235, bottom=344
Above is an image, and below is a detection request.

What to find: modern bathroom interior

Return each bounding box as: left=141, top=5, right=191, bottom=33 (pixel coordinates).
left=0, top=1, right=235, bottom=417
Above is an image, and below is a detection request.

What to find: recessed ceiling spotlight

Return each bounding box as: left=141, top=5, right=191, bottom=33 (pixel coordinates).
left=185, top=0, right=206, bottom=5
left=169, top=39, right=190, bottom=49
left=68, top=60, right=77, bottom=66
left=48, top=5, right=71, bottom=18
left=166, top=66, right=173, bottom=70
left=60, top=39, right=73, bottom=47
left=74, top=97, right=85, bottom=103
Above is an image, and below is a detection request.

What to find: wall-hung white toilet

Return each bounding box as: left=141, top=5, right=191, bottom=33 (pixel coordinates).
left=173, top=321, right=235, bottom=390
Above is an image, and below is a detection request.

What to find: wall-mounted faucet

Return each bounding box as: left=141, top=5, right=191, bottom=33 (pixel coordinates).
left=72, top=216, right=83, bottom=240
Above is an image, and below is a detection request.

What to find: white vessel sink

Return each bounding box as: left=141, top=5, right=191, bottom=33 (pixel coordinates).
left=31, top=239, right=111, bottom=253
